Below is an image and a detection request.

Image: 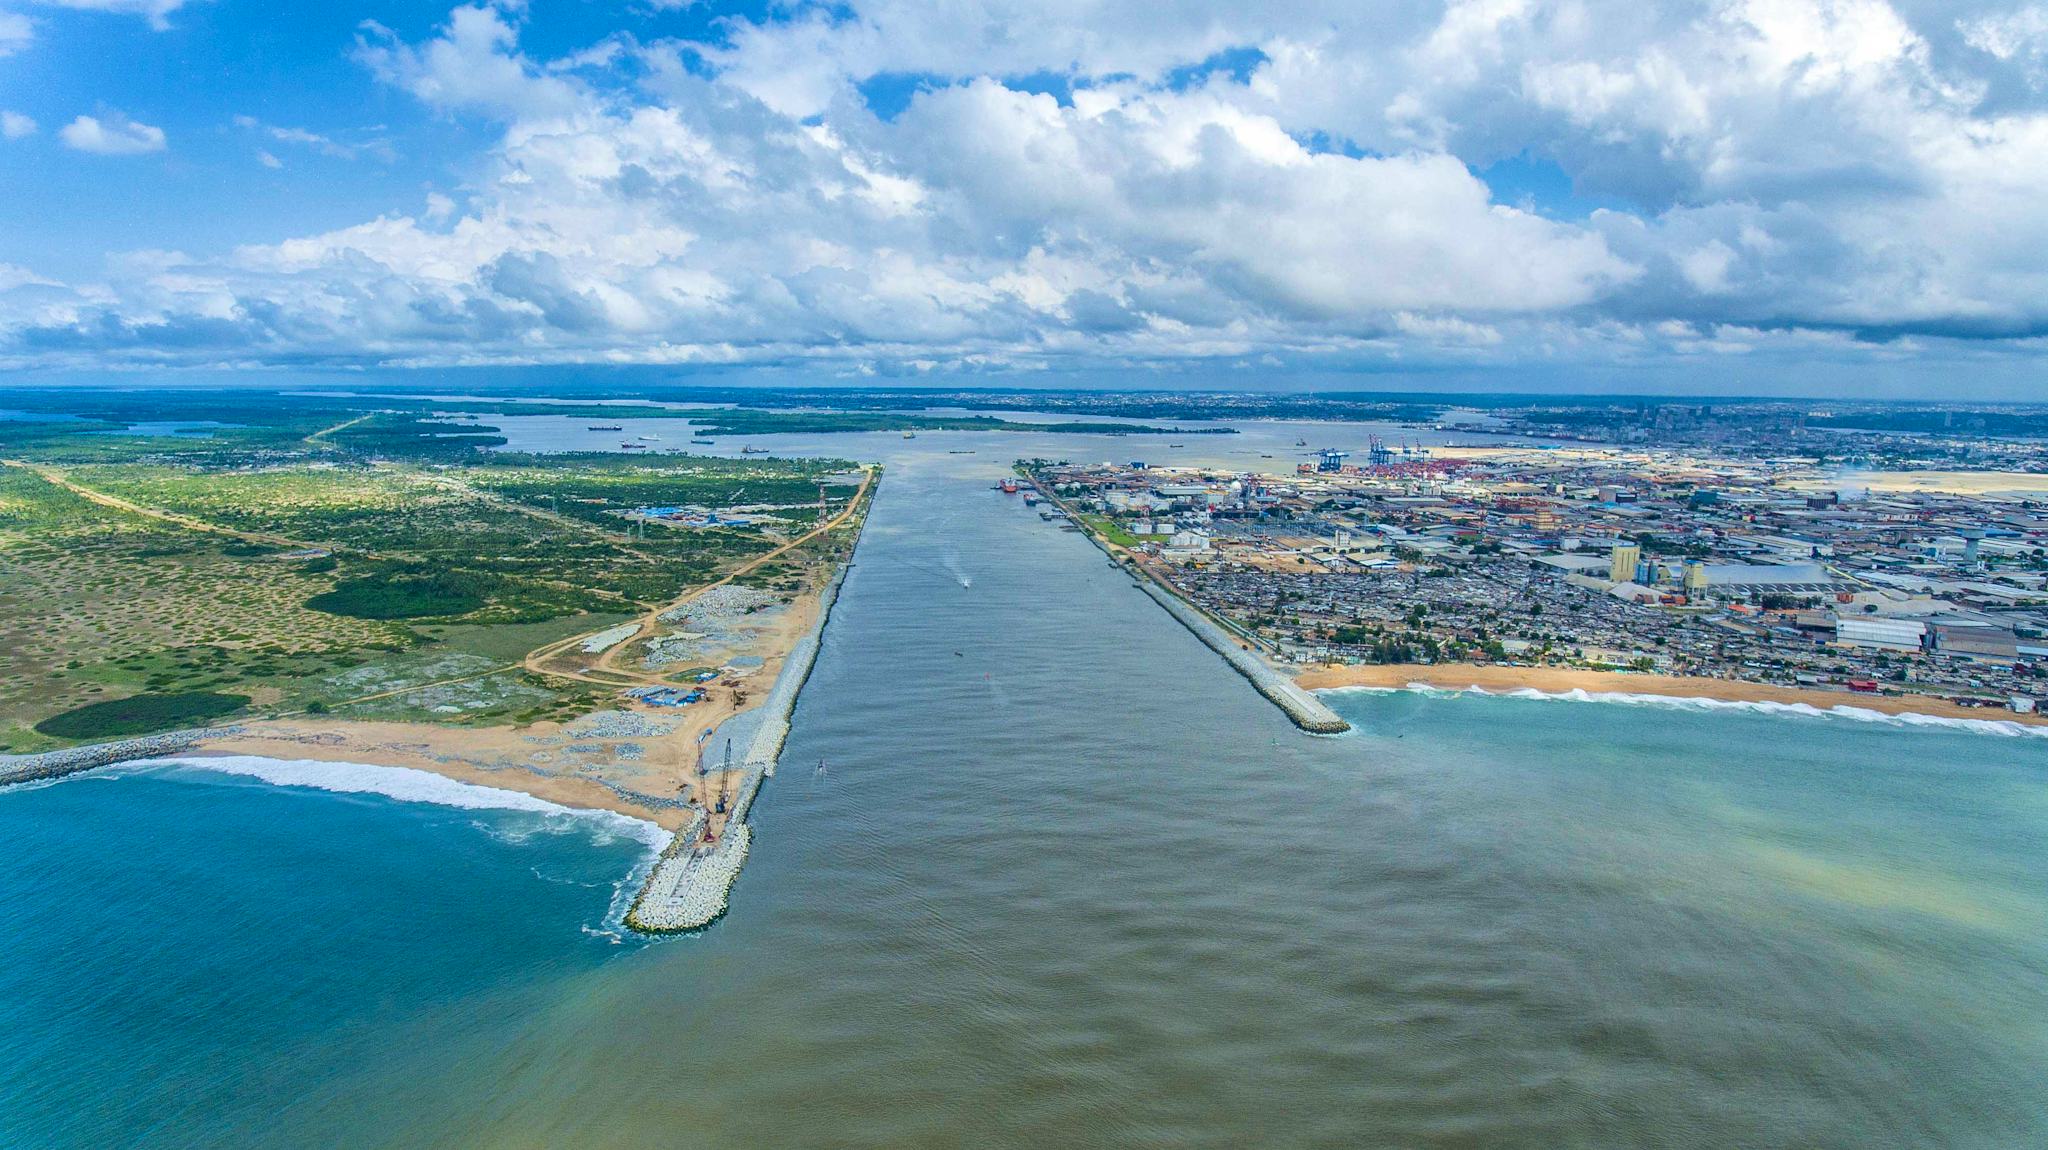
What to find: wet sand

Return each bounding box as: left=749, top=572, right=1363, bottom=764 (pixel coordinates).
left=1295, top=663, right=2048, bottom=727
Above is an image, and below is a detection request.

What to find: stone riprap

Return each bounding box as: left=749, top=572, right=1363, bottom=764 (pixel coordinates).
left=626, top=565, right=851, bottom=932
left=1132, top=580, right=1351, bottom=733
left=0, top=727, right=245, bottom=788
left=1042, top=479, right=1350, bottom=735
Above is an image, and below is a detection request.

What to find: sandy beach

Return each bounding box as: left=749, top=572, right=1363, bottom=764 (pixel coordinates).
left=190, top=718, right=696, bottom=828
left=177, top=472, right=879, bottom=849
left=1295, top=663, right=2048, bottom=727
left=187, top=587, right=835, bottom=831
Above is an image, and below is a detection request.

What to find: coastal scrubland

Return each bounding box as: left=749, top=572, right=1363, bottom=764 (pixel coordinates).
left=0, top=393, right=864, bottom=757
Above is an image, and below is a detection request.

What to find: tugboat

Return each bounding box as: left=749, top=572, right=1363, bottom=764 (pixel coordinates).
left=999, top=479, right=1019, bottom=494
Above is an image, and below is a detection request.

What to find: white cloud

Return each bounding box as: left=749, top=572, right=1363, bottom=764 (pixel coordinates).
left=1961, top=5, right=2048, bottom=86
left=232, top=114, right=394, bottom=162
left=256, top=149, right=282, bottom=169
left=1, top=110, right=35, bottom=138
left=354, top=4, right=583, bottom=118
left=12, top=0, right=2048, bottom=375
left=58, top=111, right=166, bottom=155
left=0, top=12, right=31, bottom=56
left=27, top=0, right=201, bottom=32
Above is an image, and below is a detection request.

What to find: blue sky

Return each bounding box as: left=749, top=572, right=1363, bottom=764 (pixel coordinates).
left=4, top=0, right=2048, bottom=395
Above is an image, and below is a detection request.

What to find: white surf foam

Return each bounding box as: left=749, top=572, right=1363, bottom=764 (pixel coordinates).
left=132, top=755, right=674, bottom=849
left=1320, top=683, right=2048, bottom=739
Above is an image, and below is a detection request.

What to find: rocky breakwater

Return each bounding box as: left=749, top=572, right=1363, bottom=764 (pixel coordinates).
left=626, top=565, right=852, bottom=933
left=1133, top=581, right=1351, bottom=735
left=1034, top=477, right=1348, bottom=735
left=0, top=727, right=245, bottom=788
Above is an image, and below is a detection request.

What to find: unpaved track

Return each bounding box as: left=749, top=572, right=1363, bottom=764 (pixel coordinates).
left=525, top=466, right=875, bottom=689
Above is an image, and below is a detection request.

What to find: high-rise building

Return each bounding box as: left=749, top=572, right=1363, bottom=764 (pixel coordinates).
left=1609, top=542, right=1641, bottom=584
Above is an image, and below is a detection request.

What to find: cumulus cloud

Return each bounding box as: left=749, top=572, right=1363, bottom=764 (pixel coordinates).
left=58, top=111, right=166, bottom=154
left=10, top=0, right=2048, bottom=376
left=353, top=3, right=583, bottom=119
left=1, top=110, right=35, bottom=138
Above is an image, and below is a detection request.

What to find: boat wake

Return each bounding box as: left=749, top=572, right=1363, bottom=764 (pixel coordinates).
left=1322, top=684, right=2048, bottom=739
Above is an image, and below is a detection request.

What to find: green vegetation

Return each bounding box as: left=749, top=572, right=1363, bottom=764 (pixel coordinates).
left=1079, top=513, right=1144, bottom=549
left=0, top=387, right=865, bottom=748
left=34, top=691, right=249, bottom=739
left=307, top=571, right=494, bottom=619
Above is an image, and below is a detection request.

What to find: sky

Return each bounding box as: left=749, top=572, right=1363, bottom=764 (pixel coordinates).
left=3, top=0, right=2048, bottom=396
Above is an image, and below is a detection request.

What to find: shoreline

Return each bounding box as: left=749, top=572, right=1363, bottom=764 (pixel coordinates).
left=1029, top=473, right=1349, bottom=734
left=181, top=721, right=693, bottom=827
left=625, top=557, right=856, bottom=932
left=1296, top=664, right=2048, bottom=728
left=2, top=476, right=880, bottom=931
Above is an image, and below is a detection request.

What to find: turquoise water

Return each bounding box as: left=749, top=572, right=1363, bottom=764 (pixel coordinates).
left=0, top=765, right=657, bottom=1148
left=4, top=463, right=2047, bottom=1147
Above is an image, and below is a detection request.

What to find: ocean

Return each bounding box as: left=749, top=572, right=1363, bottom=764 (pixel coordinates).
left=3, top=443, right=2045, bottom=1148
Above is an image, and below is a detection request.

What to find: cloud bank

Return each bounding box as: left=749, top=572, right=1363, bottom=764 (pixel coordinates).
left=7, top=0, right=2048, bottom=385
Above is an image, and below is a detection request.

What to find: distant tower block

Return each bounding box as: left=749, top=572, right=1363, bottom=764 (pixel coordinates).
left=1961, top=528, right=1985, bottom=565
left=1610, top=542, right=1642, bottom=584
left=1683, top=561, right=1709, bottom=594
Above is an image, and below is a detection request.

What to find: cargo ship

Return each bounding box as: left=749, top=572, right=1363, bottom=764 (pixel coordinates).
left=742, top=445, right=771, bottom=454
left=588, top=424, right=623, bottom=431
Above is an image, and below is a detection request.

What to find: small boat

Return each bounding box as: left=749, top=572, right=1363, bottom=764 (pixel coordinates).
left=1169, top=443, right=1184, bottom=448
left=1295, top=438, right=1307, bottom=446
left=639, top=433, right=660, bottom=441
left=588, top=424, right=623, bottom=431
left=902, top=430, right=917, bottom=439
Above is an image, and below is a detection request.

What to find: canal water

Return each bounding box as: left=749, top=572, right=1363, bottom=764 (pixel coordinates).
left=3, top=440, right=2046, bottom=1148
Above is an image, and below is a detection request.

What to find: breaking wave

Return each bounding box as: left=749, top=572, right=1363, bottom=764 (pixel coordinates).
left=1321, top=684, right=2048, bottom=739
left=131, top=755, right=673, bottom=850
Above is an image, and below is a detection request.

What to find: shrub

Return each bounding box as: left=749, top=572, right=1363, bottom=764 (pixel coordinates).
left=34, top=691, right=250, bottom=740
left=305, top=570, right=495, bottom=619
